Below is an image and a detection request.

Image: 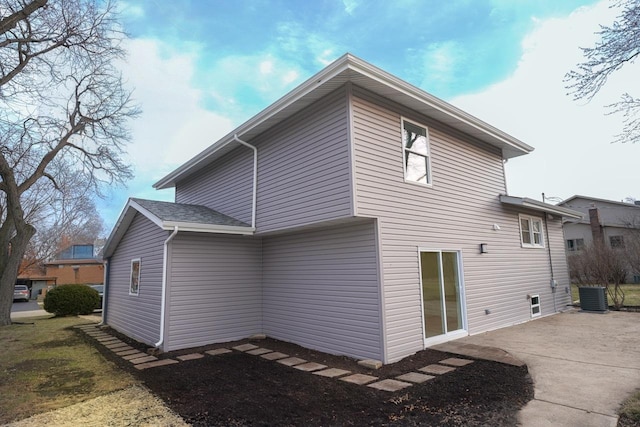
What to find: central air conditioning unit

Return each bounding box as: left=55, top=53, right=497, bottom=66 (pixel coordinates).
left=578, top=286, right=608, bottom=312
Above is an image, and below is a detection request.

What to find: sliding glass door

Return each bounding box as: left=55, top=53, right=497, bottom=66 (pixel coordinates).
left=420, top=251, right=465, bottom=343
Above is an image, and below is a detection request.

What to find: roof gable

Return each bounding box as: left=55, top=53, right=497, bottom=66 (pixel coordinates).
left=154, top=53, right=533, bottom=190
left=102, top=198, right=254, bottom=258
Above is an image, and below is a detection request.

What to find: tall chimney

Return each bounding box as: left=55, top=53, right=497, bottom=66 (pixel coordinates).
left=589, top=207, right=604, bottom=245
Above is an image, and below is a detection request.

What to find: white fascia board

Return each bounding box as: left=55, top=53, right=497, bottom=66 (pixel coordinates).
left=153, top=56, right=352, bottom=190
left=161, top=221, right=255, bottom=235
left=500, top=195, right=583, bottom=219
left=346, top=56, right=533, bottom=157
left=154, top=53, right=532, bottom=190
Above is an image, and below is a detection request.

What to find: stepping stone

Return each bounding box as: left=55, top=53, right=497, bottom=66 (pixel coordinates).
left=134, top=359, right=179, bottom=370
left=293, top=362, right=327, bottom=372
left=115, top=349, right=141, bottom=356
left=104, top=343, right=129, bottom=350
left=177, top=353, right=204, bottom=361
left=232, top=343, right=259, bottom=352
left=96, top=337, right=120, bottom=343
left=261, top=352, right=289, bottom=361
left=340, top=374, right=378, bottom=385
left=358, top=359, right=382, bottom=369
left=396, top=372, right=435, bottom=384
left=368, top=379, right=412, bottom=392
left=419, top=364, right=456, bottom=375
left=122, top=352, right=147, bottom=360
left=277, top=357, right=307, bottom=367
left=206, top=348, right=232, bottom=356
left=129, top=355, right=158, bottom=364
left=440, top=358, right=474, bottom=367
left=313, top=368, right=351, bottom=378
left=247, top=348, right=272, bottom=356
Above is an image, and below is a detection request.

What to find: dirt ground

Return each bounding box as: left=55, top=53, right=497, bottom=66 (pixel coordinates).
left=89, top=330, right=534, bottom=427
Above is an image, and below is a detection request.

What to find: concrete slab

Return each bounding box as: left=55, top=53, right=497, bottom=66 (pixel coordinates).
left=129, top=355, right=158, bottom=364
left=246, top=348, right=272, bottom=356
left=439, top=357, right=474, bottom=367
left=261, top=352, right=289, bottom=361
left=453, top=310, right=640, bottom=426
left=134, top=359, right=180, bottom=370
left=313, top=368, right=351, bottom=378
left=396, top=372, right=435, bottom=384
left=517, top=399, right=618, bottom=427
left=368, top=379, right=412, bottom=392
left=96, top=337, right=119, bottom=343
left=418, top=364, right=456, bottom=375
left=104, top=343, right=130, bottom=350
left=293, top=362, right=327, bottom=372
left=432, top=341, right=524, bottom=367
left=277, top=357, right=307, bottom=367
left=205, top=348, right=232, bottom=356
left=115, top=349, right=140, bottom=356
left=232, top=343, right=259, bottom=352
left=340, top=374, right=378, bottom=385
left=122, top=352, right=147, bottom=360
left=177, top=353, right=204, bottom=361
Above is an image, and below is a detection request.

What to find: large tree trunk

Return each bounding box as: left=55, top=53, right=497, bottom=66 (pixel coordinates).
left=0, top=222, right=36, bottom=326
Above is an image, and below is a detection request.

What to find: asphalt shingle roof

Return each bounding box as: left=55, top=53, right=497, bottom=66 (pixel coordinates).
left=131, top=198, right=250, bottom=228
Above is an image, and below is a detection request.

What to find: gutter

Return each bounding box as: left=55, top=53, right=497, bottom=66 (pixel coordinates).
left=154, top=226, right=179, bottom=349
left=100, top=259, right=110, bottom=326
left=233, top=134, right=258, bottom=228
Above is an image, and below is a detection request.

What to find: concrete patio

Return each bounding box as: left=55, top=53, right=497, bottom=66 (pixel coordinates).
left=436, top=310, right=640, bottom=427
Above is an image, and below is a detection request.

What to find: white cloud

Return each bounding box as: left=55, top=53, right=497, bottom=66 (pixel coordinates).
left=122, top=38, right=234, bottom=179
left=343, top=0, right=360, bottom=15
left=452, top=0, right=640, bottom=203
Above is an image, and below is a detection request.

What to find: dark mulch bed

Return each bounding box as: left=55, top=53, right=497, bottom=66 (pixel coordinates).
left=80, top=330, right=533, bottom=426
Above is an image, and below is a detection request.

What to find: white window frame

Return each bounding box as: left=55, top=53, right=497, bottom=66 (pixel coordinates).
left=566, top=238, right=584, bottom=252
left=129, top=258, right=141, bottom=296
left=530, top=294, right=541, bottom=317
left=401, top=118, right=432, bottom=186
left=519, top=214, right=545, bottom=248
left=609, top=235, right=624, bottom=249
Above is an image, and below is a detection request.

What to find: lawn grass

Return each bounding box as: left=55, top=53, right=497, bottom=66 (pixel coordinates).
left=619, top=389, right=640, bottom=426
left=0, top=316, right=136, bottom=424
left=570, top=284, right=640, bottom=307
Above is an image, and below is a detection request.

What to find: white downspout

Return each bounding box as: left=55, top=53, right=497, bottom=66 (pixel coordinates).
left=233, top=134, right=257, bottom=228
left=155, top=226, right=179, bottom=349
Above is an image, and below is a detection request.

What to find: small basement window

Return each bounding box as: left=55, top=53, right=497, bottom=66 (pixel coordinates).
left=566, top=238, right=584, bottom=252
left=130, top=258, right=141, bottom=296
left=530, top=294, right=541, bottom=317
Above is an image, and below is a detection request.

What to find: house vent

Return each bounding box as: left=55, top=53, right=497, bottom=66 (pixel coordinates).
left=578, top=287, right=608, bottom=312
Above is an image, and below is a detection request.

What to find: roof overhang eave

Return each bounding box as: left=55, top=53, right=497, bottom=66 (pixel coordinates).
left=500, top=195, right=583, bottom=220
left=154, top=54, right=533, bottom=190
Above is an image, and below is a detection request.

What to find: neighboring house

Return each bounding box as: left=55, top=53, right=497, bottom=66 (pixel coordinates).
left=558, top=195, right=640, bottom=283
left=17, top=244, right=105, bottom=299
left=102, top=54, right=582, bottom=364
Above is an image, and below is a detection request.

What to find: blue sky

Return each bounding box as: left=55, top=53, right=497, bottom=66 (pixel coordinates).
left=98, top=0, right=639, bottom=230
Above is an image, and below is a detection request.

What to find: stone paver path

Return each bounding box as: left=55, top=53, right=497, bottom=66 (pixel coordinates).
left=75, top=324, right=477, bottom=393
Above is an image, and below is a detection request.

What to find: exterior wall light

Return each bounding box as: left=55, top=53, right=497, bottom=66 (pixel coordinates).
left=480, top=243, right=488, bottom=254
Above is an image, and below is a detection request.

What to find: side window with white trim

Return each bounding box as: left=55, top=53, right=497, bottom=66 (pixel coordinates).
left=519, top=215, right=544, bottom=248
left=130, top=258, right=141, bottom=296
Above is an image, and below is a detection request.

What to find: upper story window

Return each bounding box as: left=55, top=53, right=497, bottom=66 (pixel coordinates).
left=402, top=119, right=431, bottom=185
left=519, top=215, right=544, bottom=248
left=567, top=238, right=584, bottom=252
left=609, top=235, right=624, bottom=248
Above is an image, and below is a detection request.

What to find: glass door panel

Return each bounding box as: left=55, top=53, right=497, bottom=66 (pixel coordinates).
left=420, top=252, right=444, bottom=338
left=420, top=250, right=464, bottom=341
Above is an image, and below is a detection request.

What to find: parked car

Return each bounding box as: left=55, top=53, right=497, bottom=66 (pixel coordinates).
left=89, top=284, right=104, bottom=310
left=13, top=285, right=30, bottom=302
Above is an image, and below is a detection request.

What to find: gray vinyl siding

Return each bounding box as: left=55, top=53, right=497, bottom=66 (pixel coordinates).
left=176, top=147, right=254, bottom=225
left=106, top=213, right=167, bottom=346
left=262, top=220, right=382, bottom=360
left=164, top=233, right=262, bottom=351
left=351, top=88, right=571, bottom=362
left=176, top=87, right=353, bottom=233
